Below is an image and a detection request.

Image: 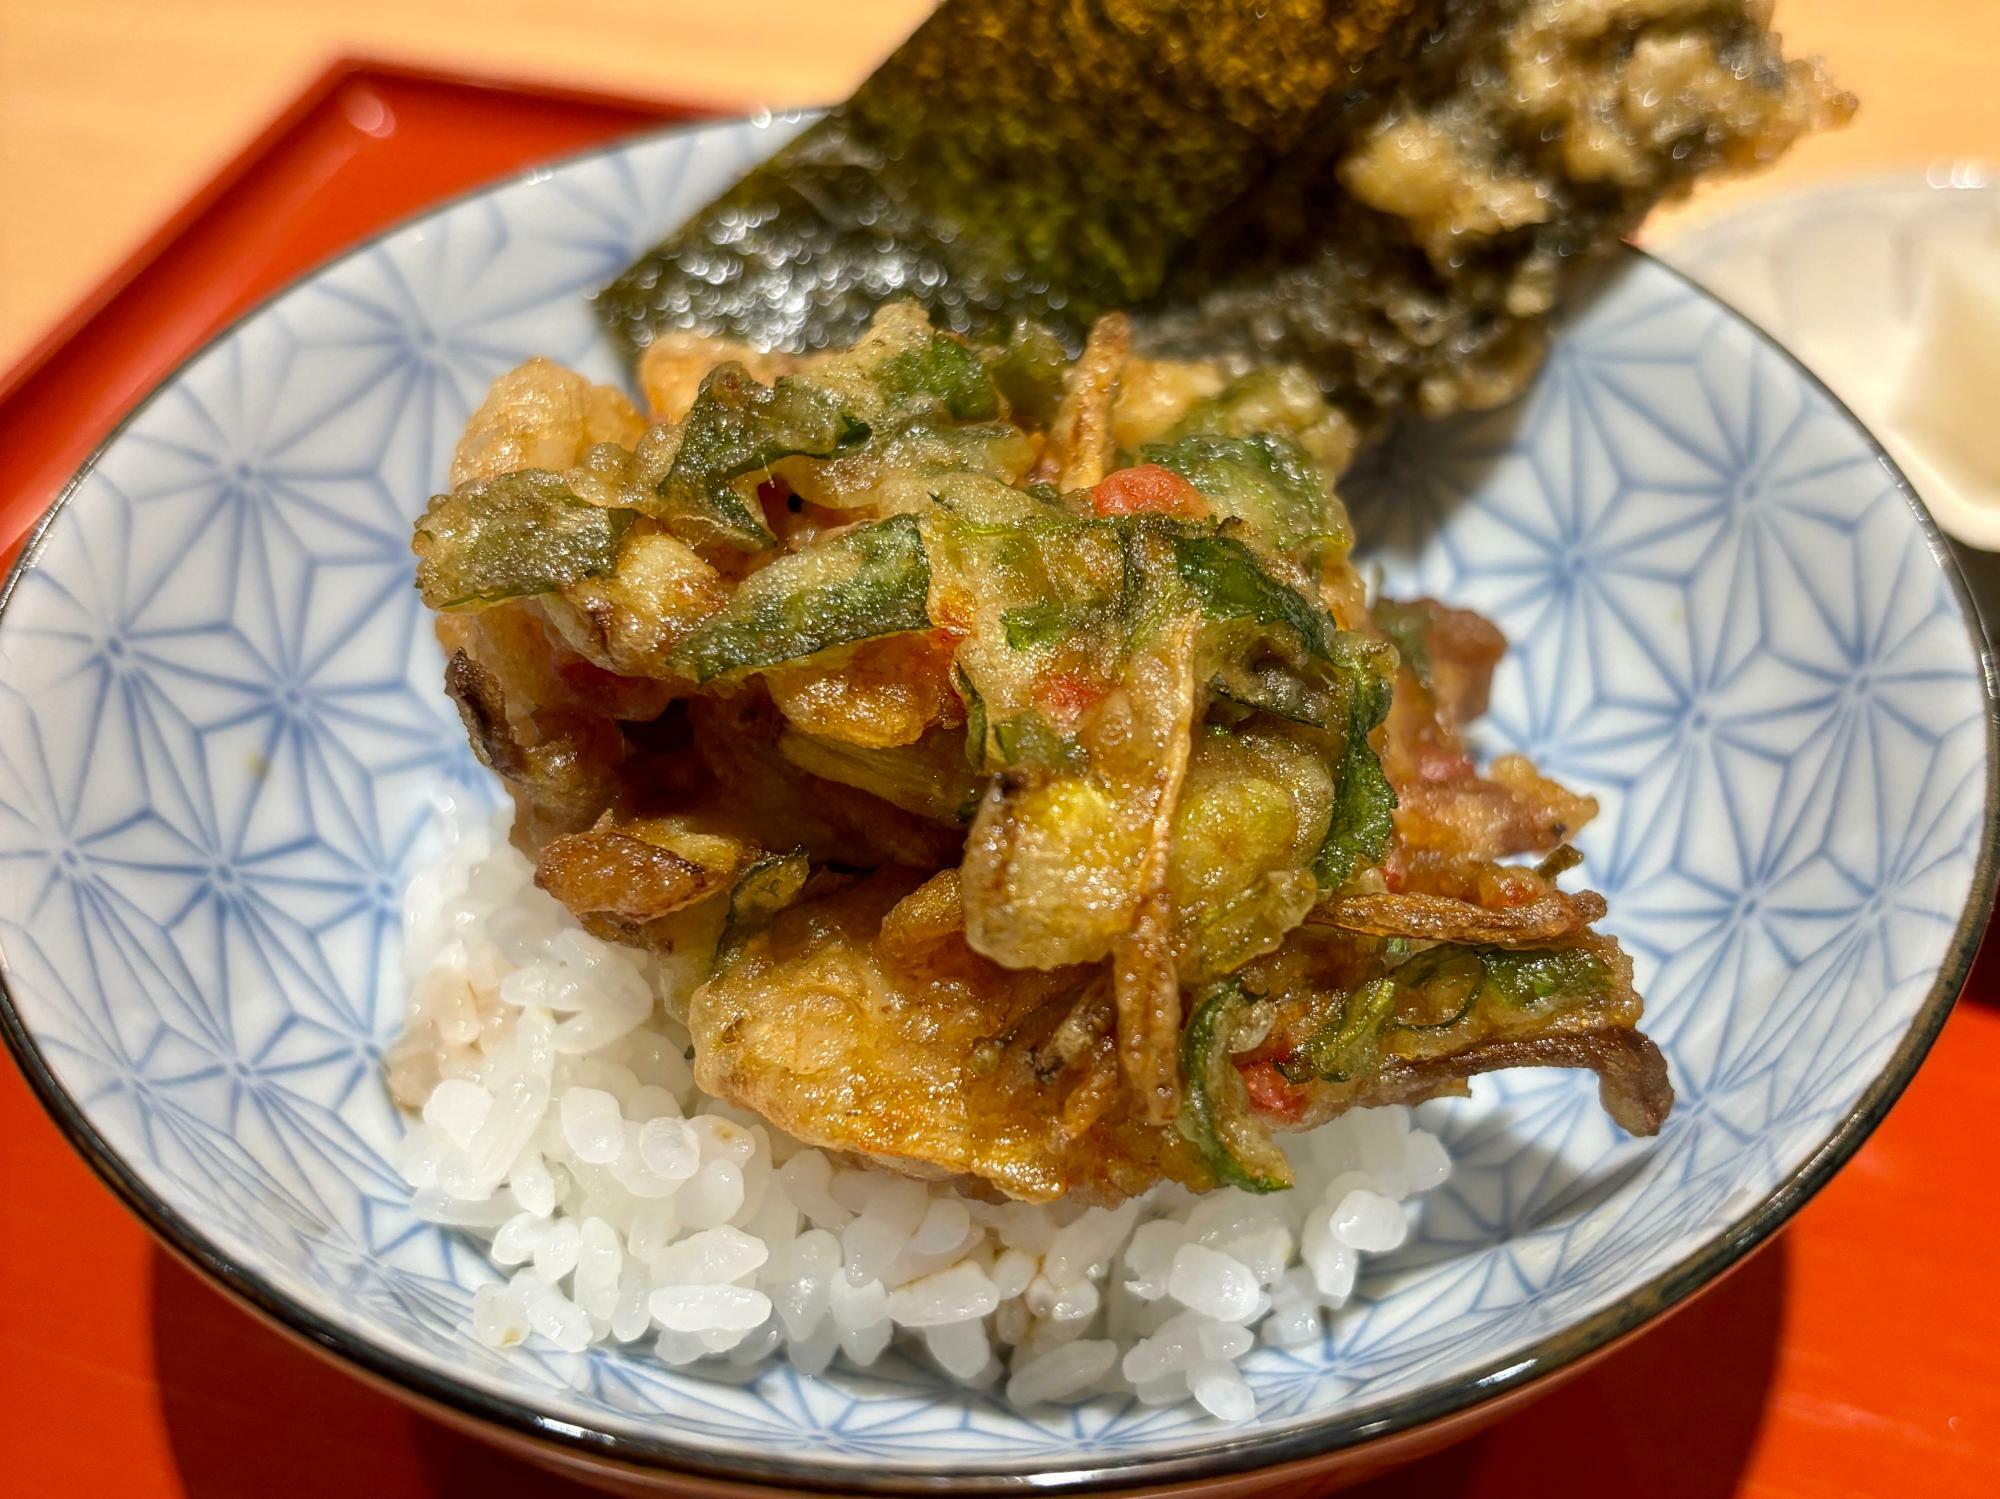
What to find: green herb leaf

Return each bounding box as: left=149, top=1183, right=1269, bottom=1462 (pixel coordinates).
left=1169, top=526, right=1398, bottom=887
left=1313, top=635, right=1398, bottom=889
left=1156, top=367, right=1356, bottom=483
left=713, top=851, right=810, bottom=973
left=1169, top=531, right=1338, bottom=659
left=1000, top=600, right=1067, bottom=651
left=653, top=364, right=868, bottom=551
left=1207, top=660, right=1333, bottom=728
left=1143, top=433, right=1331, bottom=560
left=1178, top=981, right=1293, bottom=1193
left=1478, top=945, right=1612, bottom=1008
left=665, top=513, right=931, bottom=682
left=413, top=470, right=636, bottom=611
left=872, top=333, right=1001, bottom=423
left=991, top=710, right=1088, bottom=773
left=1377, top=943, right=1615, bottom=1036
left=955, top=666, right=989, bottom=771
left=980, top=319, right=1070, bottom=427
left=1279, top=977, right=1397, bottom=1082
left=1371, top=598, right=1433, bottom=688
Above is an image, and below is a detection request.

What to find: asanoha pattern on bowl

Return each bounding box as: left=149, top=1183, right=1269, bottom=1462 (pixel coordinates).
left=0, top=116, right=1991, bottom=1490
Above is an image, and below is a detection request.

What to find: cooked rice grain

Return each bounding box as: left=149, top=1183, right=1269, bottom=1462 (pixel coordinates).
left=390, top=803, right=1450, bottom=1419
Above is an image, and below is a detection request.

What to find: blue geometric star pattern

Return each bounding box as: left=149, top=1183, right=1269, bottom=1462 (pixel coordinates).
left=0, top=118, right=1988, bottom=1479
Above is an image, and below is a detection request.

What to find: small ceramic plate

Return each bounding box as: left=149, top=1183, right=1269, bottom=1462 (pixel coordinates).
left=1654, top=166, right=2000, bottom=549
left=0, top=117, right=1993, bottom=1494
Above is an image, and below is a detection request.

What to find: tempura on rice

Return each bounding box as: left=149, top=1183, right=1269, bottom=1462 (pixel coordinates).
left=410, top=302, right=1673, bottom=1206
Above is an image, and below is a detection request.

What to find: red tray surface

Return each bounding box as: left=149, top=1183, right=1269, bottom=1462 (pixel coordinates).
left=0, top=58, right=1995, bottom=1499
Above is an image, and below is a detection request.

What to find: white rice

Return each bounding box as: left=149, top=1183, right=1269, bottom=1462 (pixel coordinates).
left=388, top=804, right=1450, bottom=1422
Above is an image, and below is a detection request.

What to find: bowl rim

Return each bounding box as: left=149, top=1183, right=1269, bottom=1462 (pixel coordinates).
left=1, top=114, right=1995, bottom=1495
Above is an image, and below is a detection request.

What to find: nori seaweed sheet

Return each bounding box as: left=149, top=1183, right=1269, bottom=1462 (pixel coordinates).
left=598, top=0, right=1839, bottom=433
left=596, top=0, right=1433, bottom=357
left=1140, top=0, right=1842, bottom=422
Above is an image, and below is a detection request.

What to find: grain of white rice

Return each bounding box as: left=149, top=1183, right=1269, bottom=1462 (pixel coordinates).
left=391, top=804, right=1450, bottom=1424
left=651, top=1283, right=773, bottom=1333
left=1166, top=1244, right=1261, bottom=1323
left=1006, top=1339, right=1119, bottom=1407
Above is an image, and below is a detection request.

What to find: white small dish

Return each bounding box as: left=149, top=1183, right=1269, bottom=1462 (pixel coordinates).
left=1654, top=165, right=2000, bottom=549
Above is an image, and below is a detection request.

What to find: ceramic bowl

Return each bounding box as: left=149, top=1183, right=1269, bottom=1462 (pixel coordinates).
left=1, top=116, right=1993, bottom=1494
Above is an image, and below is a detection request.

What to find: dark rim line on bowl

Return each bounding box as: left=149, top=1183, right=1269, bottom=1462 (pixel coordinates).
left=0, top=112, right=1994, bottom=1496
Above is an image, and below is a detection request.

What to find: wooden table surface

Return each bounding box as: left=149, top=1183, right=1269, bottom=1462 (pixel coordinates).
left=2, top=0, right=1998, bottom=376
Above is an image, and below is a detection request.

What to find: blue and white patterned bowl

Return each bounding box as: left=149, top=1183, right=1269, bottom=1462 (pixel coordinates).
left=1, top=116, right=1994, bottom=1493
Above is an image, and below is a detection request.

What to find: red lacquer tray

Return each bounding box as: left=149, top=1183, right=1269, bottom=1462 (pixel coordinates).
left=0, top=58, right=1994, bottom=1499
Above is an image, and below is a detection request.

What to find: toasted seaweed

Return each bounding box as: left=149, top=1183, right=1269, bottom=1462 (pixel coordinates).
left=599, top=0, right=1845, bottom=435
left=596, top=0, right=1432, bottom=360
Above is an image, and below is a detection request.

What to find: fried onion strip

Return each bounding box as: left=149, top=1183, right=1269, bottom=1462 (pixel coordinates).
left=1313, top=887, right=1607, bottom=944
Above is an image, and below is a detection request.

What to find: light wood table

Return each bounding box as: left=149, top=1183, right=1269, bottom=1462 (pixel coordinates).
left=1, top=0, right=1995, bottom=374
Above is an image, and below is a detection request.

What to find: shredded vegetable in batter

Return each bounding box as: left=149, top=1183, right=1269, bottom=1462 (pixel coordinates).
left=414, top=302, right=1671, bottom=1202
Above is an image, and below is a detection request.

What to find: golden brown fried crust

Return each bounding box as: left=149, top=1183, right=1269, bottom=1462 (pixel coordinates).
left=1032, top=311, right=1130, bottom=490
left=444, top=650, right=626, bottom=843
left=1392, top=754, right=1599, bottom=860
left=1379, top=597, right=1598, bottom=860
left=534, top=819, right=739, bottom=923
left=693, top=862, right=1670, bottom=1204
left=444, top=581, right=1658, bottom=1199
left=1340, top=1027, right=1674, bottom=1138
left=1111, top=889, right=1183, bottom=1124
left=444, top=650, right=521, bottom=779
left=877, top=868, right=968, bottom=965
left=1314, top=887, right=1607, bottom=945
left=691, top=692, right=967, bottom=870
left=638, top=334, right=808, bottom=422
left=421, top=317, right=1675, bottom=1202
left=543, top=530, right=728, bottom=684
left=1420, top=601, right=1506, bottom=729
left=449, top=356, right=643, bottom=488
left=764, top=631, right=965, bottom=749
left=690, top=873, right=1205, bottom=1203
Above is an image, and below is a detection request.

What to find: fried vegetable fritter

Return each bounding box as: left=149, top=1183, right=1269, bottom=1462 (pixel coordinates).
left=414, top=302, right=1671, bottom=1201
